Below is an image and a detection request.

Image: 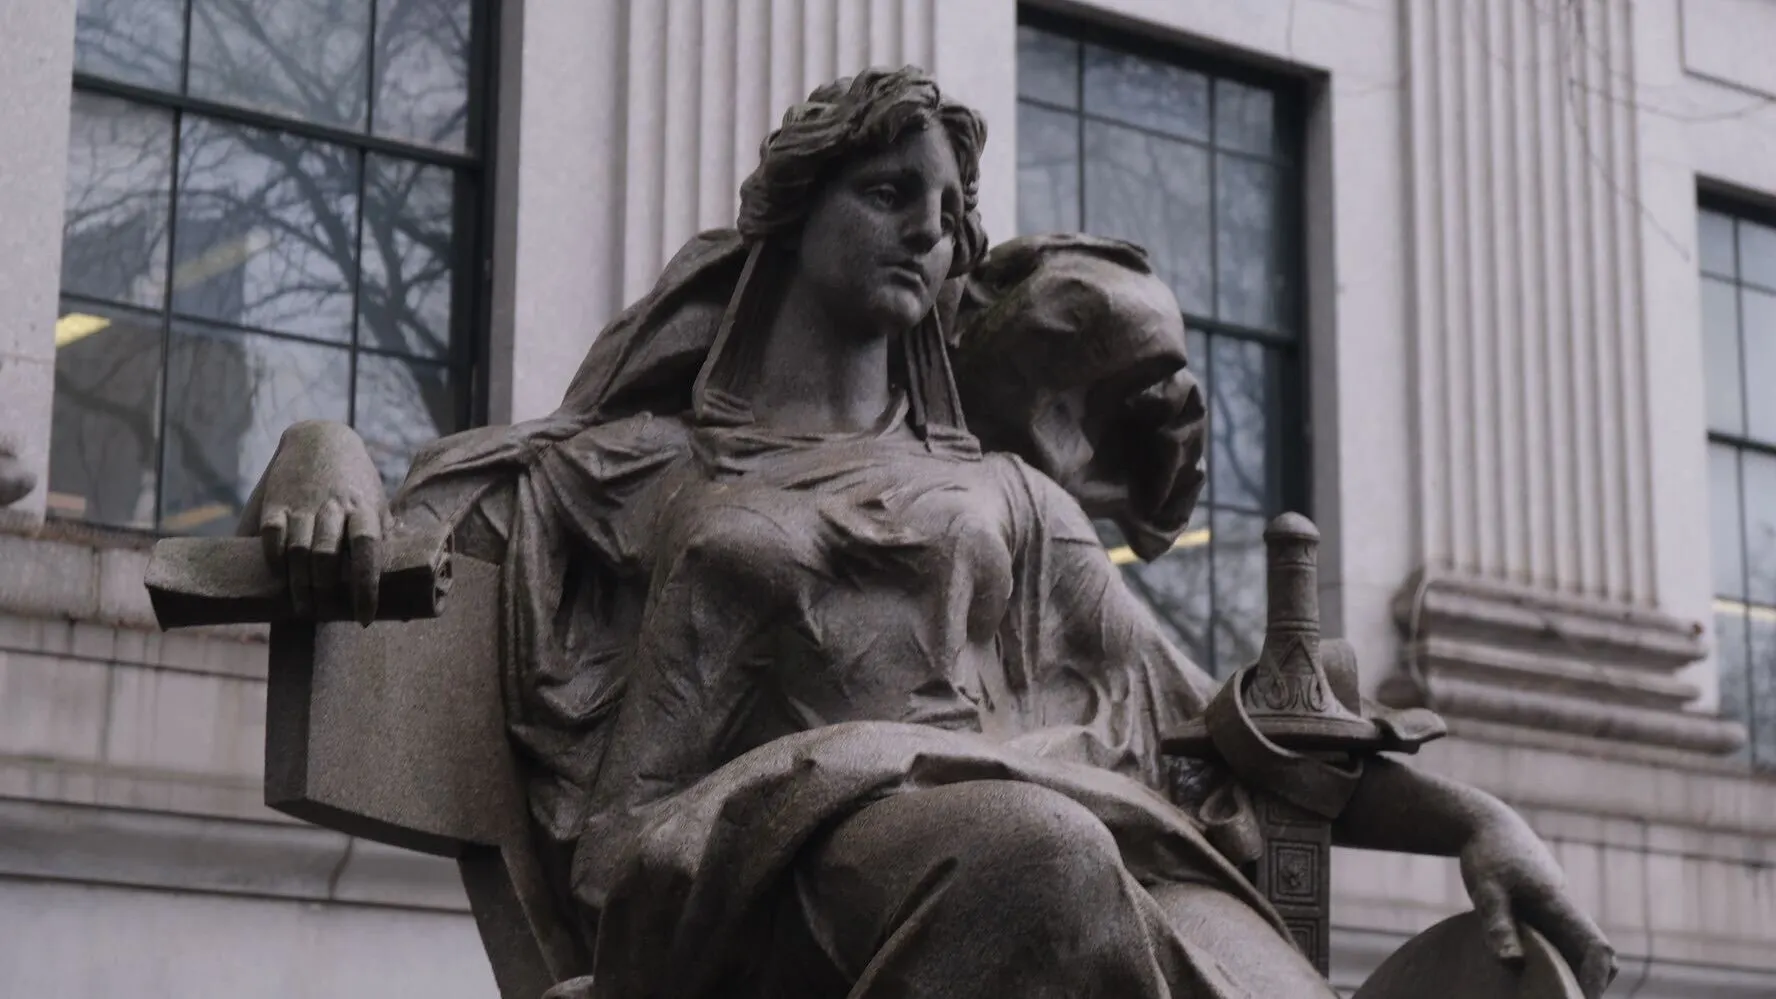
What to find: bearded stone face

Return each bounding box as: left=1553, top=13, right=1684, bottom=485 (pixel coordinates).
left=948, top=234, right=1207, bottom=561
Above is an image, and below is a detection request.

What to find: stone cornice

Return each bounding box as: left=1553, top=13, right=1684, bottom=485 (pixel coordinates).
left=1384, top=569, right=1746, bottom=756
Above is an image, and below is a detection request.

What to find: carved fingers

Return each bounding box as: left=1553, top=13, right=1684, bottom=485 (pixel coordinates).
left=1461, top=827, right=1618, bottom=999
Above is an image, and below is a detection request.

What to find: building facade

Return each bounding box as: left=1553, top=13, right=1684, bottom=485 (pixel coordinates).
left=3, top=0, right=1775, bottom=995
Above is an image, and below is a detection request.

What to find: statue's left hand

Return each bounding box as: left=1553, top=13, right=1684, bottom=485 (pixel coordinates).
left=1459, top=812, right=1617, bottom=999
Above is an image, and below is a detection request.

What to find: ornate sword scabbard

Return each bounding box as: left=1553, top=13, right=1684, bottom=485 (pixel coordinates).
left=1164, top=513, right=1423, bottom=976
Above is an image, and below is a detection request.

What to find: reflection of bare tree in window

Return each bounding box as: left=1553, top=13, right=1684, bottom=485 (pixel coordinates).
left=1207, top=339, right=1270, bottom=512
left=60, top=0, right=475, bottom=530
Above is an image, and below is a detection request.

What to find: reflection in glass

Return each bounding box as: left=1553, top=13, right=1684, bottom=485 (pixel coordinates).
left=74, top=0, right=185, bottom=91
left=1084, top=121, right=1211, bottom=314
left=1210, top=509, right=1266, bottom=674
left=354, top=353, right=454, bottom=490
left=1017, top=26, right=1078, bottom=109
left=161, top=323, right=349, bottom=534
left=1749, top=615, right=1776, bottom=764
left=359, top=156, right=454, bottom=359
left=1214, top=80, right=1275, bottom=156
left=1120, top=506, right=1213, bottom=670
left=1216, top=154, right=1281, bottom=330
left=1742, top=451, right=1776, bottom=607
left=1699, top=210, right=1736, bottom=279
left=1702, top=278, right=1743, bottom=435
left=1716, top=609, right=1750, bottom=762
left=173, top=117, right=359, bottom=341
left=1712, top=444, right=1745, bottom=599
left=48, top=301, right=162, bottom=528
left=1083, top=44, right=1208, bottom=141
left=62, top=94, right=175, bottom=309
left=1017, top=104, right=1079, bottom=236
left=1209, top=337, right=1274, bottom=513
left=374, top=0, right=473, bottom=151
left=188, top=0, right=371, bottom=129
left=1742, top=220, right=1776, bottom=292
left=1743, top=289, right=1776, bottom=443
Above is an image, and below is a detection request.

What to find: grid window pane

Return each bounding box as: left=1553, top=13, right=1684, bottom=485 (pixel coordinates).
left=172, top=116, right=360, bottom=341
left=1745, top=288, right=1776, bottom=444
left=62, top=93, right=175, bottom=309
left=1019, top=20, right=1299, bottom=678
left=373, top=0, right=474, bottom=151
left=359, top=155, right=455, bottom=359
left=161, top=323, right=350, bottom=534
left=1745, top=451, right=1776, bottom=608
left=1742, top=220, right=1776, bottom=292
left=1214, top=79, right=1276, bottom=157
left=1208, top=335, right=1276, bottom=512
left=1118, top=506, right=1213, bottom=668
left=1712, top=443, right=1745, bottom=600
left=1215, top=154, right=1283, bottom=330
left=1702, top=277, right=1744, bottom=435
left=1083, top=121, right=1212, bottom=314
left=1016, top=104, right=1080, bottom=236
left=1210, top=508, right=1267, bottom=674
left=48, top=301, right=163, bottom=528
left=1700, top=210, right=1736, bottom=280
left=74, top=0, right=185, bottom=91
left=1717, top=609, right=1751, bottom=761
left=1751, top=616, right=1776, bottom=766
left=1017, top=26, right=1078, bottom=109
left=355, top=353, right=453, bottom=491
left=188, top=0, right=372, bottom=130
left=1083, top=44, right=1209, bottom=142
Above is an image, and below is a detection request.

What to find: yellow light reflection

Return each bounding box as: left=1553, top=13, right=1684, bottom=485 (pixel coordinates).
left=55, top=312, right=112, bottom=348
left=1107, top=527, right=1211, bottom=566
left=1713, top=597, right=1776, bottom=625
left=161, top=503, right=234, bottom=532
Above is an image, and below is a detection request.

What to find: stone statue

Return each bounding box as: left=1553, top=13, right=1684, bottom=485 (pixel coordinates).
left=147, top=68, right=1615, bottom=998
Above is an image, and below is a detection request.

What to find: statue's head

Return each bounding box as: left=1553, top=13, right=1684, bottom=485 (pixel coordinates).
left=736, top=67, right=988, bottom=339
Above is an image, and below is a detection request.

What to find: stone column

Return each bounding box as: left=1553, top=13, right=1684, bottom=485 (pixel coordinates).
left=0, top=1, right=76, bottom=533
left=1389, top=0, right=1742, bottom=755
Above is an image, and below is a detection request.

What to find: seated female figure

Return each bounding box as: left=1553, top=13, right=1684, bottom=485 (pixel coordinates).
left=247, top=68, right=1614, bottom=999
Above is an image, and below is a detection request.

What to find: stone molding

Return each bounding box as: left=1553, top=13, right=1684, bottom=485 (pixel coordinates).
left=0, top=797, right=470, bottom=912
left=1382, top=569, right=1746, bottom=756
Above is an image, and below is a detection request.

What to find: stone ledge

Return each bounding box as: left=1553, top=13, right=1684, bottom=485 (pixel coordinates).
left=0, top=796, right=469, bottom=912
left=1384, top=569, right=1745, bottom=756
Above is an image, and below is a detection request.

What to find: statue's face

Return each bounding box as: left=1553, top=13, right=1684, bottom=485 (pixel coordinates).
left=792, top=124, right=963, bottom=338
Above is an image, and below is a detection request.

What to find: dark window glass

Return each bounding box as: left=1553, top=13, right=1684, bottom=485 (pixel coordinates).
left=373, top=0, right=474, bottom=151
left=1019, top=17, right=1302, bottom=678
left=48, top=300, right=164, bottom=528
left=74, top=0, right=185, bottom=92
left=62, top=93, right=175, bottom=309
left=187, top=0, right=373, bottom=130
left=1702, top=198, right=1776, bottom=767
left=173, top=118, right=360, bottom=340
left=1017, top=25, right=1078, bottom=108
left=58, top=0, right=487, bottom=535
left=1083, top=121, right=1212, bottom=314
left=1083, top=43, right=1209, bottom=142
left=1016, top=104, right=1080, bottom=236
left=1702, top=277, right=1743, bottom=435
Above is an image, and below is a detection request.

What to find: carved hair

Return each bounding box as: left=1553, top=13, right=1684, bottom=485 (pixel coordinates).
left=736, top=66, right=989, bottom=276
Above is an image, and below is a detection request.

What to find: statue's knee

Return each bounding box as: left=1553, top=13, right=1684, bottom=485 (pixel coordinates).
left=935, top=782, right=1124, bottom=905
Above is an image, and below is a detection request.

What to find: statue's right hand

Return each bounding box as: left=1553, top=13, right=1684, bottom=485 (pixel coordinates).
left=247, top=420, right=392, bottom=624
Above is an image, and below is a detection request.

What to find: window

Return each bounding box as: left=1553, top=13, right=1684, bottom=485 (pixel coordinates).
left=1702, top=198, right=1776, bottom=764
left=53, top=0, right=492, bottom=535
left=1016, top=15, right=1306, bottom=678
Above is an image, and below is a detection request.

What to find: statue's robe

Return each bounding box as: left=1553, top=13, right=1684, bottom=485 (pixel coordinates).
left=388, top=231, right=1312, bottom=998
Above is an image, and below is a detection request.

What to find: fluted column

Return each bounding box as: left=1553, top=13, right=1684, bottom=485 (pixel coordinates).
left=1392, top=0, right=1739, bottom=754
left=0, top=0, right=76, bottom=534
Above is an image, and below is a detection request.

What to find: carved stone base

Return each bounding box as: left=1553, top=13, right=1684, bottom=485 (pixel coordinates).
left=1382, top=569, right=1745, bottom=756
